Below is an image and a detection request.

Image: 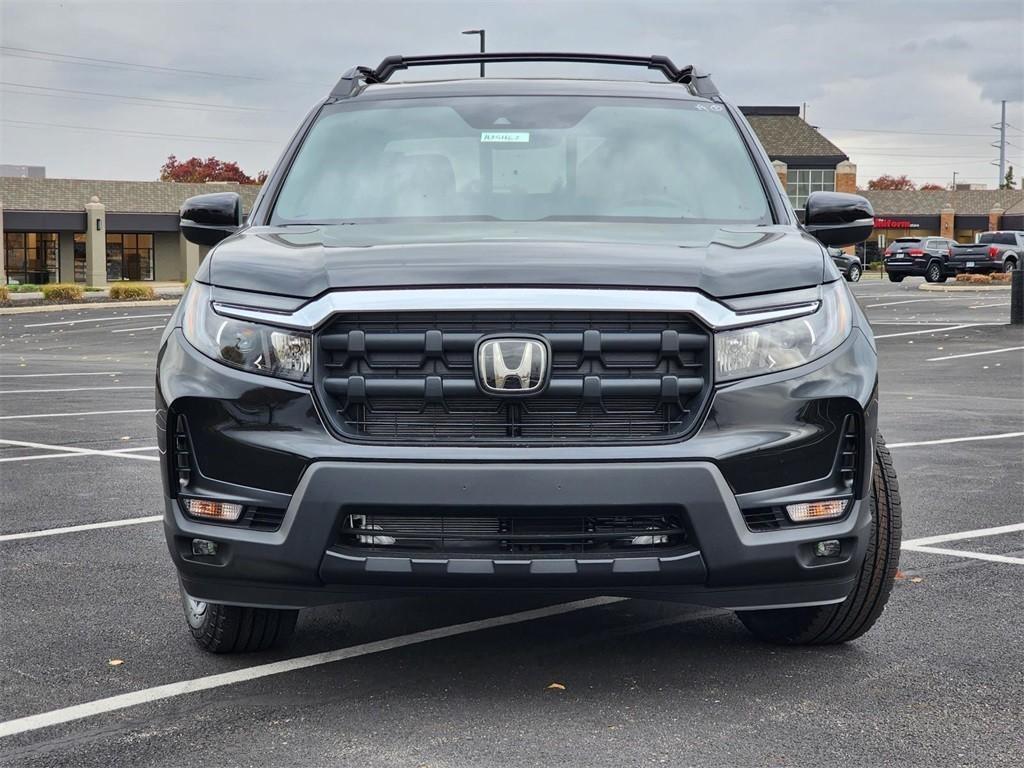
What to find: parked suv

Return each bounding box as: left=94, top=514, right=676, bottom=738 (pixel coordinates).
left=883, top=236, right=956, bottom=283
left=828, top=247, right=862, bottom=282
left=948, top=231, right=1023, bottom=274
left=159, top=53, right=901, bottom=653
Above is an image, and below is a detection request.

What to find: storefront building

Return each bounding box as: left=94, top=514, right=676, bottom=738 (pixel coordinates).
left=0, top=178, right=259, bottom=285
left=862, top=189, right=1024, bottom=249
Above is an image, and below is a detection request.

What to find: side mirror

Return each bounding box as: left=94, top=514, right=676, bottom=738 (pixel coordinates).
left=804, top=191, right=874, bottom=248
left=180, top=192, right=242, bottom=246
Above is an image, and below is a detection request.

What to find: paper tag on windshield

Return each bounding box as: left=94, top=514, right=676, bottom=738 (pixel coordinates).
left=481, top=131, right=530, bottom=143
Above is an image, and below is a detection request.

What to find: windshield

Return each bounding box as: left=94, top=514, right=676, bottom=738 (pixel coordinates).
left=271, top=96, right=770, bottom=226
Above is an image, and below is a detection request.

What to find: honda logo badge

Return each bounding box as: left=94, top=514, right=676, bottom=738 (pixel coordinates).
left=475, top=335, right=550, bottom=396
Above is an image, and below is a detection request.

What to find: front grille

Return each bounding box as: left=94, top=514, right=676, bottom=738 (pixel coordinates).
left=338, top=507, right=688, bottom=555
left=315, top=311, right=711, bottom=444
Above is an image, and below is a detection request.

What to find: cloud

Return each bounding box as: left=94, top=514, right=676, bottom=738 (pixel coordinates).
left=1, top=0, right=1022, bottom=186
left=969, top=65, right=1024, bottom=104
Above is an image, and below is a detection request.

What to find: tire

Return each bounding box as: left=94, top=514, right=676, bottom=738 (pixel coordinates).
left=847, top=264, right=862, bottom=282
left=924, top=262, right=942, bottom=283
left=887, top=273, right=904, bottom=283
left=1005, top=259, right=1017, bottom=273
left=181, top=586, right=299, bottom=653
left=737, top=433, right=902, bottom=645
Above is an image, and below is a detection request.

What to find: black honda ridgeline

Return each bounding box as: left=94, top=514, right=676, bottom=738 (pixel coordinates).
left=158, top=53, right=901, bottom=653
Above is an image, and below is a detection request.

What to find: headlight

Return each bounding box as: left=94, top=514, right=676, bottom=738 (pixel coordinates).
left=181, top=282, right=311, bottom=382
left=715, top=280, right=852, bottom=381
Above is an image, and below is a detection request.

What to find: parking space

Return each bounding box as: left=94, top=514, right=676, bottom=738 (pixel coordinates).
left=1, top=290, right=1022, bottom=767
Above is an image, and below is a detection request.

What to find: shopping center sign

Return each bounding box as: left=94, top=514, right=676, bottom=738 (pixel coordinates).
left=874, top=217, right=919, bottom=229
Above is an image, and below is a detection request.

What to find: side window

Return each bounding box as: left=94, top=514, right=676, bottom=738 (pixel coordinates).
left=997, top=232, right=1015, bottom=245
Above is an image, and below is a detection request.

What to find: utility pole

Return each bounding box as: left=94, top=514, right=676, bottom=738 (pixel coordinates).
left=992, top=99, right=1007, bottom=187
left=462, top=29, right=485, bottom=77
left=951, top=171, right=958, bottom=191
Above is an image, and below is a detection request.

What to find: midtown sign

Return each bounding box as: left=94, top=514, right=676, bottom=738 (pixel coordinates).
left=874, top=217, right=919, bottom=229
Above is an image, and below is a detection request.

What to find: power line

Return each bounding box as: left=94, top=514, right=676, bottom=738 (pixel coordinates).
left=0, top=46, right=328, bottom=88
left=1, top=119, right=278, bottom=144
left=820, top=126, right=995, bottom=138
left=0, top=81, right=280, bottom=112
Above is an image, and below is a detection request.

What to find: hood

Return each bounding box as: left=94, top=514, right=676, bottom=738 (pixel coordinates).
left=204, top=222, right=827, bottom=300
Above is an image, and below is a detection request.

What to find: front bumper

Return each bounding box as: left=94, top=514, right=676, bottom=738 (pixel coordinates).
left=158, top=326, right=879, bottom=610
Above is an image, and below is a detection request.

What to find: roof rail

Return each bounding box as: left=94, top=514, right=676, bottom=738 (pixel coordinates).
left=329, top=52, right=719, bottom=99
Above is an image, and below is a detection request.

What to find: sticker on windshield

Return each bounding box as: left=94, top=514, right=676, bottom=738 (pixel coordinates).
left=481, top=131, right=530, bottom=143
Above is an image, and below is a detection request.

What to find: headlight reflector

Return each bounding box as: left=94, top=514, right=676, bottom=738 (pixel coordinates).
left=182, top=282, right=311, bottom=382
left=715, top=280, right=852, bottom=381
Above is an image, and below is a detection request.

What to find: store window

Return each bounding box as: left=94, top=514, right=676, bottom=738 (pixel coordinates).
left=74, top=233, right=87, bottom=283
left=105, top=233, right=155, bottom=281
left=4, top=232, right=59, bottom=285
left=786, top=168, right=835, bottom=210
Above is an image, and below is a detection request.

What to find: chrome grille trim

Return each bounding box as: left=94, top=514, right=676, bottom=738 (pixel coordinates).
left=213, top=287, right=820, bottom=331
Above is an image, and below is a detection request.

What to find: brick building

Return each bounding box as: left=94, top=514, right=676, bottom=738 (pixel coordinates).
left=740, top=106, right=857, bottom=209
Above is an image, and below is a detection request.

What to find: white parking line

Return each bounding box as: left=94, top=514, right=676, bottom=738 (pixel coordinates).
left=0, top=385, right=152, bottom=395
left=21, top=314, right=171, bottom=329
left=0, top=439, right=159, bottom=462
left=926, top=346, right=1024, bottom=362
left=887, top=432, right=1024, bottom=449
left=0, top=446, right=159, bottom=463
left=968, top=302, right=1011, bottom=309
left=110, top=326, right=165, bottom=334
left=874, top=324, right=977, bottom=339
left=0, top=408, right=154, bottom=421
left=901, top=545, right=1024, bottom=565
left=0, top=371, right=121, bottom=378
left=0, top=596, right=628, bottom=738
left=902, top=522, right=1024, bottom=547
left=0, top=515, right=163, bottom=542
left=866, top=298, right=954, bottom=308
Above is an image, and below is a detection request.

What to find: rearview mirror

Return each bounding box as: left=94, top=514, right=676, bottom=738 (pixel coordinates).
left=804, top=191, right=874, bottom=248
left=180, top=192, right=242, bottom=246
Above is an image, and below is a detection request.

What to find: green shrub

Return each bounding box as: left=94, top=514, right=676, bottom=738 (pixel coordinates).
left=9, top=283, right=41, bottom=293
left=0, top=285, right=9, bottom=303
left=41, top=283, right=84, bottom=302
left=109, top=283, right=156, bottom=301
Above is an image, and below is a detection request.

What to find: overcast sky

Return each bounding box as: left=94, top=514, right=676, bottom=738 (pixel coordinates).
left=1, top=0, right=1022, bottom=188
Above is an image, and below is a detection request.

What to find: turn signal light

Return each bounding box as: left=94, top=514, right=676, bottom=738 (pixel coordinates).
left=785, top=499, right=847, bottom=523
left=184, top=498, right=243, bottom=522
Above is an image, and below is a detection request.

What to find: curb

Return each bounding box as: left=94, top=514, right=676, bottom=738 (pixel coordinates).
left=917, top=283, right=1012, bottom=292
left=0, top=298, right=181, bottom=316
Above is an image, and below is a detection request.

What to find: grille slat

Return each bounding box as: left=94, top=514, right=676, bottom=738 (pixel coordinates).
left=316, top=311, right=711, bottom=444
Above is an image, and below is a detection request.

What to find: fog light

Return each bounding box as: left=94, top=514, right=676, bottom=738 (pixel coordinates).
left=184, top=498, right=243, bottom=522
left=191, top=538, right=218, bottom=556
left=785, top=499, right=847, bottom=523
left=630, top=534, right=669, bottom=546
left=815, top=539, right=842, bottom=557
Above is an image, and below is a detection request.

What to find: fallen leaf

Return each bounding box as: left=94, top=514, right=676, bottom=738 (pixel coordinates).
left=546, top=682, right=566, bottom=691
left=895, top=570, right=906, bottom=580
left=910, top=577, right=923, bottom=584
left=108, top=659, right=124, bottom=666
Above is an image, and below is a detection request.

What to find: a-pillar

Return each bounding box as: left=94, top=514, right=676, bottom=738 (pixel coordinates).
left=84, top=195, right=107, bottom=286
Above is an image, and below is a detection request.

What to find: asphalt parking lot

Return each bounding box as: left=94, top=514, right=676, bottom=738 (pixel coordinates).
left=1, top=279, right=1022, bottom=768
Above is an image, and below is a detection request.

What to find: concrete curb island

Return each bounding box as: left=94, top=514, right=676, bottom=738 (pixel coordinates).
left=0, top=298, right=181, bottom=315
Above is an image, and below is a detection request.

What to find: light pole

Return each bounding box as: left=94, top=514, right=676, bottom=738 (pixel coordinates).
left=462, top=29, right=485, bottom=77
